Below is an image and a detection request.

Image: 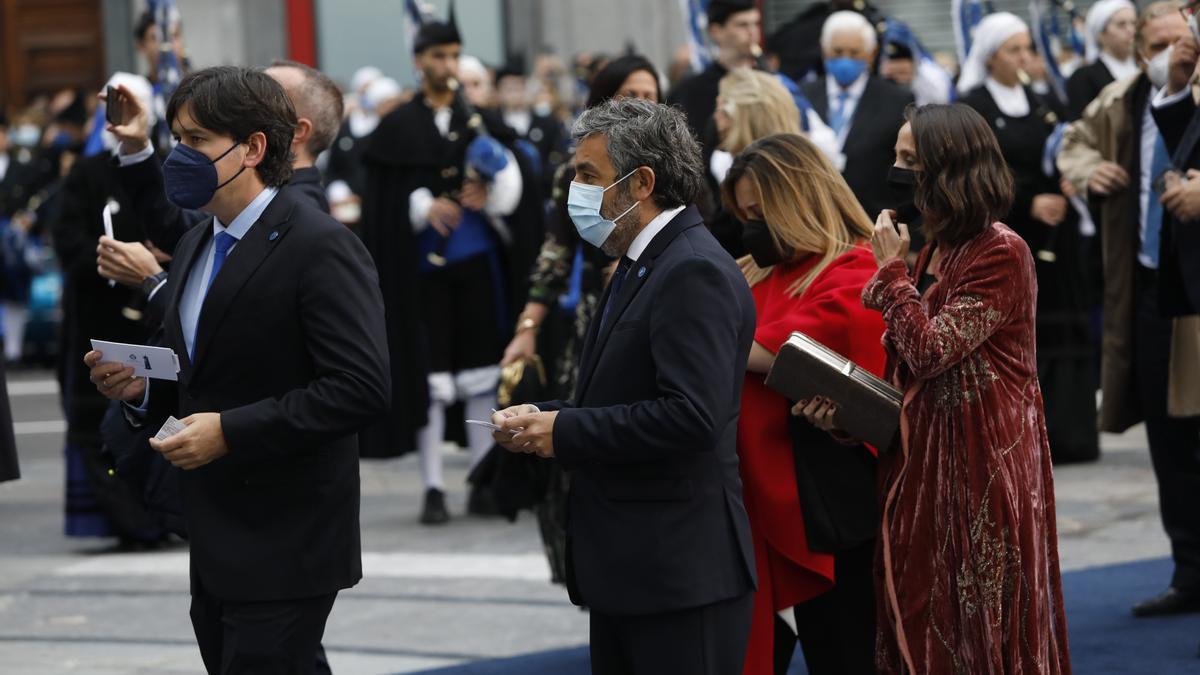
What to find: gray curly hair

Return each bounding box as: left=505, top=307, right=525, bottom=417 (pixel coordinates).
left=572, top=98, right=704, bottom=210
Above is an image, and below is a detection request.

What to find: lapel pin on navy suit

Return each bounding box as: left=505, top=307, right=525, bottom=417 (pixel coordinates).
left=638, top=266, right=647, bottom=278
left=269, top=230, right=279, bottom=241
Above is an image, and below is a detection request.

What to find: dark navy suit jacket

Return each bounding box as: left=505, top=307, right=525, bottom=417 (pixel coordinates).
left=538, top=205, right=758, bottom=616
left=1150, top=91, right=1200, bottom=315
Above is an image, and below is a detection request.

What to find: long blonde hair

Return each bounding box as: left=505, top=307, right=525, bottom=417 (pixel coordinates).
left=722, top=133, right=874, bottom=297
left=717, top=69, right=802, bottom=155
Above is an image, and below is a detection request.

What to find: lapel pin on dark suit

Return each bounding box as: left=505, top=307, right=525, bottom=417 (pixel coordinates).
left=638, top=267, right=647, bottom=278
left=269, top=230, right=280, bottom=242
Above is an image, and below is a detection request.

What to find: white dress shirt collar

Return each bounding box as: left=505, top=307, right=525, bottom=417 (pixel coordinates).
left=826, top=72, right=869, bottom=105
left=1098, top=52, right=1139, bottom=82
left=213, top=186, right=279, bottom=242
left=503, top=109, right=532, bottom=137
left=626, top=205, right=687, bottom=263
left=985, top=77, right=1031, bottom=117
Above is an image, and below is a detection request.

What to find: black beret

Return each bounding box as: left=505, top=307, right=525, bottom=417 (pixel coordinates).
left=707, top=0, right=757, bottom=26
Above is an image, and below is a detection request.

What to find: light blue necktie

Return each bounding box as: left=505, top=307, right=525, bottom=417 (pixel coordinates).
left=191, top=231, right=236, bottom=359
left=829, top=91, right=851, bottom=137
left=1145, top=133, right=1169, bottom=268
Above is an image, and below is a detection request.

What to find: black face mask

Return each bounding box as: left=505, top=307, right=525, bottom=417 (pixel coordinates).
left=741, top=219, right=792, bottom=268
left=887, top=166, right=922, bottom=225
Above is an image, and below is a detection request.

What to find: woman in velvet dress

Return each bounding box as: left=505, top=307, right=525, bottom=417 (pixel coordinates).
left=724, top=133, right=886, bottom=675
left=958, top=13, right=1100, bottom=464
left=805, top=103, right=1071, bottom=673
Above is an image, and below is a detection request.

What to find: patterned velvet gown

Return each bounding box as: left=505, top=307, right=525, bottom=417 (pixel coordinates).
left=862, top=223, right=1072, bottom=674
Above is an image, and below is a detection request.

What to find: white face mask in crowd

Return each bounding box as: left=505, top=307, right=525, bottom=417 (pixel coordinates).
left=10, top=124, right=40, bottom=148
left=1146, top=45, right=1172, bottom=90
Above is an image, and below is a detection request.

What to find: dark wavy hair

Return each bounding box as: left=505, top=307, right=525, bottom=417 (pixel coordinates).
left=166, top=66, right=297, bottom=187
left=906, top=103, right=1014, bottom=246
left=586, top=55, right=661, bottom=109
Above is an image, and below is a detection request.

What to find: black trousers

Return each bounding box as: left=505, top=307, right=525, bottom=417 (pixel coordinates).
left=774, top=540, right=877, bottom=675
left=590, top=592, right=754, bottom=675
left=1136, top=266, right=1200, bottom=590
left=190, top=587, right=337, bottom=675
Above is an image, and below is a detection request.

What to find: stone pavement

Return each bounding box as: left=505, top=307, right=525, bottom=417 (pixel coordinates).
left=0, top=370, right=1175, bottom=673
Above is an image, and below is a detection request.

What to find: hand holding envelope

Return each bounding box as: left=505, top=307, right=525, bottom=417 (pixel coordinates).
left=84, top=340, right=180, bottom=403
left=89, top=339, right=180, bottom=380
left=83, top=350, right=148, bottom=403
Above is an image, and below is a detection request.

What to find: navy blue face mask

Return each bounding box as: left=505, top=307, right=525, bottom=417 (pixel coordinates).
left=162, top=141, right=245, bottom=210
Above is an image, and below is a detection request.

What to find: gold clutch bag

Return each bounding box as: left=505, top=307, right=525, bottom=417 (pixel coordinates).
left=497, top=356, right=548, bottom=408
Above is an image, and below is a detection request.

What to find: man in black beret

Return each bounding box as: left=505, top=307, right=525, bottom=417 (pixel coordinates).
left=359, top=7, right=544, bottom=525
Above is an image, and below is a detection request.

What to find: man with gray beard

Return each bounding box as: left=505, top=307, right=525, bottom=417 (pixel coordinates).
left=491, top=98, right=757, bottom=674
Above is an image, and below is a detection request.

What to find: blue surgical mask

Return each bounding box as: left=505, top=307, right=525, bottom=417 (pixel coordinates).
left=825, top=57, right=868, bottom=88
left=567, top=168, right=640, bottom=248
left=162, top=141, right=244, bottom=210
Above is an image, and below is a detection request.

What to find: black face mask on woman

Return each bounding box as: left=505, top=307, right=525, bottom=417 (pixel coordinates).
left=741, top=219, right=793, bottom=268
left=886, top=166, right=923, bottom=225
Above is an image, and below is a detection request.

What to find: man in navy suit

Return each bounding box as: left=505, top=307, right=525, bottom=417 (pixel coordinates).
left=83, top=67, right=390, bottom=673
left=1130, top=25, right=1200, bottom=620
left=492, top=98, right=758, bottom=675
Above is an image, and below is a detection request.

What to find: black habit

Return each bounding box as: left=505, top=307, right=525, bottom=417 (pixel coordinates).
left=1066, top=60, right=1117, bottom=122
left=358, top=92, right=543, bottom=458
left=961, top=84, right=1100, bottom=464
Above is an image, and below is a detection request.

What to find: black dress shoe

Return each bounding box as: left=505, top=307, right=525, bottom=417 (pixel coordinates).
left=419, top=488, right=450, bottom=525
left=1132, top=587, right=1200, bottom=617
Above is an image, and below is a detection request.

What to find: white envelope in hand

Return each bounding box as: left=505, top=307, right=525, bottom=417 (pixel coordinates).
left=90, top=339, right=181, bottom=381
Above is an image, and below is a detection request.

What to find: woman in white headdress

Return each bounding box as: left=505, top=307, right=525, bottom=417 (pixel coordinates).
left=1066, top=0, right=1137, bottom=119
left=959, top=11, right=1101, bottom=465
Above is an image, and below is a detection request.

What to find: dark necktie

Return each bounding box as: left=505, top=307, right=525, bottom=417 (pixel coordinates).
left=599, top=257, right=633, bottom=334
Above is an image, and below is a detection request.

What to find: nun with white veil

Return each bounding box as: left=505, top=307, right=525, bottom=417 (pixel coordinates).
left=959, top=12, right=1102, bottom=465
left=1066, top=0, right=1138, bottom=120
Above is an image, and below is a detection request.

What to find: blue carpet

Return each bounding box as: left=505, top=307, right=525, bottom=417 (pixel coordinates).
left=412, top=557, right=1200, bottom=674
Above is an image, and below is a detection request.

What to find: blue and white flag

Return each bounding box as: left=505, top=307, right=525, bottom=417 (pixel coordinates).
left=403, top=0, right=433, bottom=50
left=1030, top=0, right=1069, bottom=102
left=145, top=0, right=183, bottom=151
left=953, top=0, right=992, bottom=67
left=679, top=0, right=712, bottom=73
left=882, top=19, right=956, bottom=105
left=146, top=0, right=182, bottom=98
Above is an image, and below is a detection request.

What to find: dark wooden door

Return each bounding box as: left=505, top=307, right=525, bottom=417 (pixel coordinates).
left=0, top=0, right=105, bottom=112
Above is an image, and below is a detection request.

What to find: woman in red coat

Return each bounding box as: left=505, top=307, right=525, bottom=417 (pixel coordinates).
left=722, top=133, right=887, bottom=675
left=804, top=104, right=1072, bottom=673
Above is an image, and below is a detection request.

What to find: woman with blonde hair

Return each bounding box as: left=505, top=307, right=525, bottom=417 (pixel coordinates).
left=713, top=69, right=843, bottom=183
left=723, top=132, right=886, bottom=674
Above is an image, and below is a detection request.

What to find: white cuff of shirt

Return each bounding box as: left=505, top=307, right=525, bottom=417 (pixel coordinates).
left=125, top=381, right=151, bottom=420
left=116, top=143, right=155, bottom=167
left=1153, top=86, right=1192, bottom=110
left=146, top=279, right=168, bottom=303
left=409, top=187, right=434, bottom=233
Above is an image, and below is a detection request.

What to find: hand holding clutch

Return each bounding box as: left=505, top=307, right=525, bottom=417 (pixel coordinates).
left=793, top=396, right=838, bottom=431
left=791, top=396, right=862, bottom=446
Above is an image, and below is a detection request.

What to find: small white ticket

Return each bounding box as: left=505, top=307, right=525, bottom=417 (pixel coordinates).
left=466, top=419, right=519, bottom=434
left=155, top=416, right=187, bottom=441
